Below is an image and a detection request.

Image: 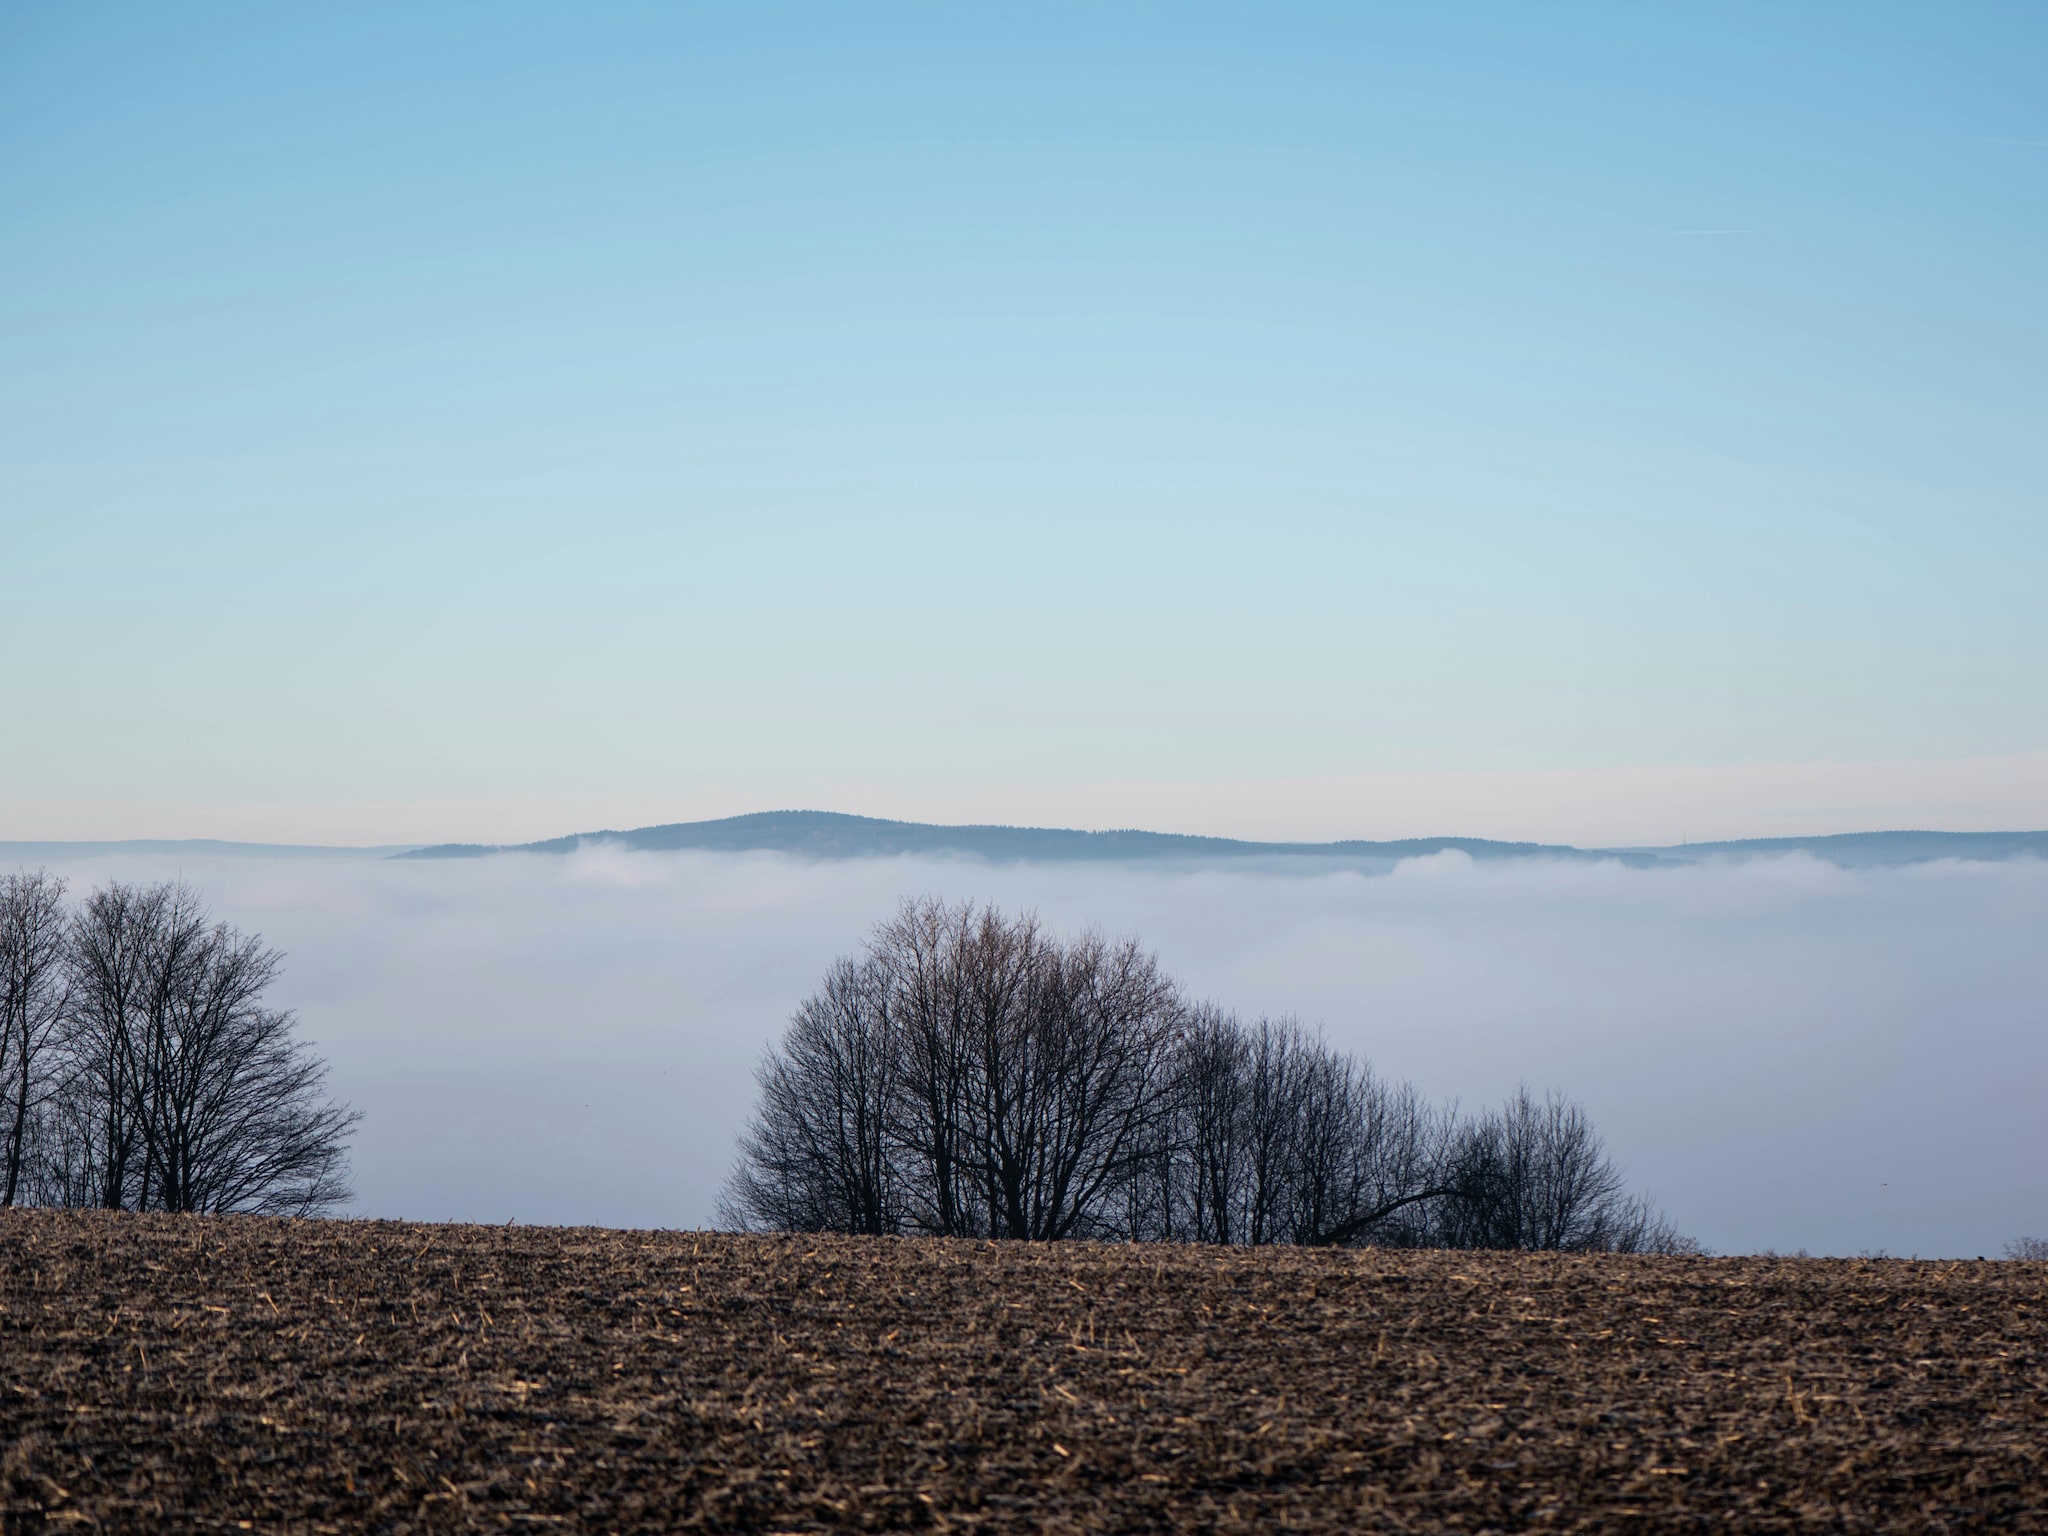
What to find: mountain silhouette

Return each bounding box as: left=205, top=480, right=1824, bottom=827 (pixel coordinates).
left=393, top=811, right=2048, bottom=869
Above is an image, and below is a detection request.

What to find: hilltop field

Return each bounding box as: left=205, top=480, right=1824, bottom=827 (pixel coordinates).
left=1, top=1214, right=2042, bottom=1533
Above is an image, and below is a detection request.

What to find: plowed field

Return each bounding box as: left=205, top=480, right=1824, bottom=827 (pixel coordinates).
left=1, top=1212, right=2042, bottom=1532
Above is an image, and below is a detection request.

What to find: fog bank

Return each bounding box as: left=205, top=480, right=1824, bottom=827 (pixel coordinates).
left=16, top=846, right=2045, bottom=1257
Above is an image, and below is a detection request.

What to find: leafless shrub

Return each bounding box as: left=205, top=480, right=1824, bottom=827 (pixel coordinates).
left=2006, top=1236, right=2048, bottom=1261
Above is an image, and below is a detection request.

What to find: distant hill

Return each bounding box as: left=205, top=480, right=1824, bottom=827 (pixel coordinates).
left=392, top=810, right=2048, bottom=869
left=395, top=810, right=1595, bottom=869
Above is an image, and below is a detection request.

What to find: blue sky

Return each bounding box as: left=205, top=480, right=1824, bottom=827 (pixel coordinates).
left=4, top=3, right=2045, bottom=843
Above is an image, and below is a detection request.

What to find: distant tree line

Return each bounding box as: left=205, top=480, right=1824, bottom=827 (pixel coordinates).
left=722, top=899, right=1698, bottom=1253
left=0, top=870, right=357, bottom=1216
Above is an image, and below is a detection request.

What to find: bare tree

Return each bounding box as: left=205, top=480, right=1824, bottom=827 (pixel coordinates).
left=720, top=957, right=899, bottom=1234
left=968, top=927, right=1180, bottom=1241
left=877, top=898, right=988, bottom=1237
left=57, top=880, right=161, bottom=1208
left=1166, top=1004, right=1251, bottom=1242
left=1436, top=1086, right=1690, bottom=1252
left=1281, top=1040, right=1446, bottom=1247
left=1, top=870, right=69, bottom=1205
left=1168, top=1014, right=1449, bottom=1247
left=46, top=880, right=357, bottom=1215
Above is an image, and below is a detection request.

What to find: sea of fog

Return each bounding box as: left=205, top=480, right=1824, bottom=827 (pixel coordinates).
left=11, top=844, right=2044, bottom=1258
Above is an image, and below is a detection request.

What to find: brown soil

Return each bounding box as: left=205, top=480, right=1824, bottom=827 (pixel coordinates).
left=1, top=1212, right=2042, bottom=1533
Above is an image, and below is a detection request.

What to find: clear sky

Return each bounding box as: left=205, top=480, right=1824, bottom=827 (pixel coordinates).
left=5, top=3, right=2044, bottom=845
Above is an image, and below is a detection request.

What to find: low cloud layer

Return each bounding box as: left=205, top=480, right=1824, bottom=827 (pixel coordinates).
left=17, top=846, right=2046, bottom=1257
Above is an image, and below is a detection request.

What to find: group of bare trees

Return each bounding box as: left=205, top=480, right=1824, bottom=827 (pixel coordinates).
left=722, top=898, right=1696, bottom=1253
left=0, top=870, right=357, bottom=1216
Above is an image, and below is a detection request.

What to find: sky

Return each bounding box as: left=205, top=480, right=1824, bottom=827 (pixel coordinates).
left=4, top=3, right=2046, bottom=845
left=19, top=844, right=2047, bottom=1257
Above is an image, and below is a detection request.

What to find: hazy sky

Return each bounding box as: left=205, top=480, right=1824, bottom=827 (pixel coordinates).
left=18, top=846, right=2046, bottom=1257
left=5, top=4, right=2045, bottom=844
